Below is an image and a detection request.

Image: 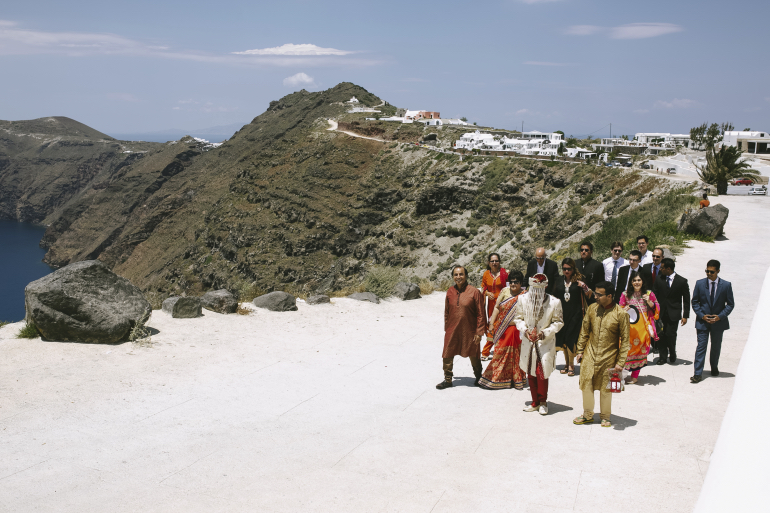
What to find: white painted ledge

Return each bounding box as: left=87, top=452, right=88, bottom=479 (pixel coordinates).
left=695, top=267, right=770, bottom=512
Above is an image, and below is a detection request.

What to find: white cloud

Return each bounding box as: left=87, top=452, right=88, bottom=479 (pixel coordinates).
left=655, top=98, right=698, bottom=109
left=516, top=109, right=530, bottom=115
left=524, top=61, right=577, bottom=66
left=566, top=22, right=683, bottom=39
left=234, top=43, right=353, bottom=56
left=283, top=72, right=315, bottom=87
left=610, top=23, right=683, bottom=39
left=0, top=21, right=374, bottom=67
left=565, top=25, right=604, bottom=36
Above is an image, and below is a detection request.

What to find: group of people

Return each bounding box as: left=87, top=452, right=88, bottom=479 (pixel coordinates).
left=440, top=237, right=735, bottom=427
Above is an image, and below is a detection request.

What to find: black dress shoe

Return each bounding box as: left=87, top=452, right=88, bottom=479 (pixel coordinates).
left=690, top=375, right=703, bottom=384
left=436, top=380, right=453, bottom=390
left=474, top=377, right=481, bottom=387
left=669, top=354, right=677, bottom=363
left=711, top=369, right=720, bottom=376
left=656, top=358, right=667, bottom=365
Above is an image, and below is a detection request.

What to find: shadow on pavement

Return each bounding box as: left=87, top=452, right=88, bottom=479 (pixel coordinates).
left=606, top=414, right=638, bottom=431
left=546, top=402, right=574, bottom=415
left=454, top=377, right=478, bottom=387
left=636, top=375, right=666, bottom=386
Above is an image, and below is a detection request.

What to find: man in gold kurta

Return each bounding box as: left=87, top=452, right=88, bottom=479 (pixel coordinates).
left=573, top=281, right=630, bottom=427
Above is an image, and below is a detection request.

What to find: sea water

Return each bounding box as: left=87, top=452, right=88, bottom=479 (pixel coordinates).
left=0, top=221, right=53, bottom=322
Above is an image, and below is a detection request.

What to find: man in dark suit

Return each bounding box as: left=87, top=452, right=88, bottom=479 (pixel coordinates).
left=575, top=241, right=603, bottom=303
left=690, top=259, right=734, bottom=383
left=613, top=250, right=653, bottom=304
left=643, top=247, right=665, bottom=284
left=652, top=257, right=690, bottom=364
left=525, top=247, right=558, bottom=294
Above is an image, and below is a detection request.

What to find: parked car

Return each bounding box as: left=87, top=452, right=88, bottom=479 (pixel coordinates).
left=732, top=178, right=754, bottom=185
left=748, top=186, right=767, bottom=196
left=667, top=168, right=677, bottom=174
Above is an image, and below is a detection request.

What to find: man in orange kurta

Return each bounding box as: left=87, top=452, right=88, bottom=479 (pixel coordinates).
left=438, top=266, right=486, bottom=389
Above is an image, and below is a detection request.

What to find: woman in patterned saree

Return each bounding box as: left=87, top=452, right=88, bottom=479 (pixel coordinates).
left=619, top=270, right=660, bottom=384
left=478, top=270, right=525, bottom=390
left=481, top=253, right=508, bottom=360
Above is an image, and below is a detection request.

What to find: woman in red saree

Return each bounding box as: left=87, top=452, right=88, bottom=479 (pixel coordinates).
left=479, top=270, right=525, bottom=390
left=481, top=253, right=508, bottom=360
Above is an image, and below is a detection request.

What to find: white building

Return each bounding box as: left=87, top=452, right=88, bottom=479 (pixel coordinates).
left=566, top=147, right=593, bottom=159
left=347, top=96, right=360, bottom=104
left=520, top=130, right=565, bottom=142
left=454, top=130, right=496, bottom=150
left=418, top=118, right=470, bottom=127
left=722, top=130, right=770, bottom=156
left=634, top=132, right=690, bottom=147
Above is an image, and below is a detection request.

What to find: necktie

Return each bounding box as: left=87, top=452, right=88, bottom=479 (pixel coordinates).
left=611, top=261, right=618, bottom=288
left=710, top=281, right=715, bottom=303
left=667, top=276, right=672, bottom=288
left=652, top=266, right=658, bottom=282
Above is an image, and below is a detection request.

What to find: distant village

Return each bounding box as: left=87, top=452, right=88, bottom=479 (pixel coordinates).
left=346, top=96, right=770, bottom=164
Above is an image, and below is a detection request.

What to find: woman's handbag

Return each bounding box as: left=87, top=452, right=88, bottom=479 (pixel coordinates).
left=640, top=291, right=658, bottom=341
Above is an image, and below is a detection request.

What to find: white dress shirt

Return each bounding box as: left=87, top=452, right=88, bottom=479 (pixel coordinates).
left=665, top=271, right=677, bottom=287
left=602, top=256, right=626, bottom=281
left=708, top=277, right=719, bottom=299
left=536, top=262, right=544, bottom=274
left=640, top=250, right=653, bottom=266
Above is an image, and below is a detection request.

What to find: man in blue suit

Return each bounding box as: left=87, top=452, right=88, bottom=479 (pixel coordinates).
left=690, top=259, right=735, bottom=383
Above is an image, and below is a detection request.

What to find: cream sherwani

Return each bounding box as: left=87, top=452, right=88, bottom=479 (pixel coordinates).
left=515, top=294, right=564, bottom=378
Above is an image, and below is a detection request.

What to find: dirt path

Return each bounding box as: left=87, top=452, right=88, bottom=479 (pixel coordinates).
left=327, top=119, right=386, bottom=142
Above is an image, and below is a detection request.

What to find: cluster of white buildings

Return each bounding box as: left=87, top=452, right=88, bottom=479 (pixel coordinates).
left=722, top=130, right=770, bottom=157
left=453, top=130, right=572, bottom=157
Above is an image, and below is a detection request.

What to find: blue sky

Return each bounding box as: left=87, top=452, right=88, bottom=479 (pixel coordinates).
left=1, top=0, right=768, bottom=138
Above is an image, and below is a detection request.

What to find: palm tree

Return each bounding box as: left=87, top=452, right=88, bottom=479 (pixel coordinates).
left=696, top=145, right=760, bottom=194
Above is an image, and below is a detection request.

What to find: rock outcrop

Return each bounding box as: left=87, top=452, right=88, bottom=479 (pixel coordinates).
left=347, top=292, right=380, bottom=304
left=252, top=291, right=298, bottom=311
left=306, top=294, right=331, bottom=305
left=162, top=296, right=202, bottom=318
left=24, top=260, right=150, bottom=343
left=677, top=204, right=729, bottom=238
left=393, top=282, right=421, bottom=300
left=201, top=289, right=238, bottom=313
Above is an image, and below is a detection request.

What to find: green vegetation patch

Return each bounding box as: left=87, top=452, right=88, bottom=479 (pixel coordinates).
left=17, top=321, right=40, bottom=339
left=555, top=188, right=701, bottom=261
left=363, top=266, right=403, bottom=298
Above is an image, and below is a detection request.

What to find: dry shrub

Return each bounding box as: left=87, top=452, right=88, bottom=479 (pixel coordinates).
left=362, top=266, right=402, bottom=298
left=129, top=323, right=153, bottom=347
left=327, top=282, right=367, bottom=298
left=237, top=282, right=265, bottom=302
left=236, top=304, right=252, bottom=315
left=145, top=291, right=165, bottom=310
left=418, top=279, right=435, bottom=295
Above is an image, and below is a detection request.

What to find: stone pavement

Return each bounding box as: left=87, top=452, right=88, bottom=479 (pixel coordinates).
left=0, top=195, right=766, bottom=512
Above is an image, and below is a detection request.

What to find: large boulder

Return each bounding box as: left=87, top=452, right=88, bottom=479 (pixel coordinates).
left=394, top=282, right=421, bottom=300
left=252, top=291, right=297, bottom=312
left=24, top=260, right=151, bottom=344
left=306, top=294, right=331, bottom=305
left=677, top=204, right=729, bottom=237
left=162, top=296, right=202, bottom=318
left=347, top=292, right=380, bottom=304
left=201, top=289, right=238, bottom=314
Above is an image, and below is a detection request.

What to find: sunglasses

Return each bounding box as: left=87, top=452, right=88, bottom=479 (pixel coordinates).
left=705, top=270, right=717, bottom=274
left=580, top=249, right=590, bottom=252
left=489, top=260, right=500, bottom=263
left=562, top=267, right=572, bottom=271
left=511, top=280, right=520, bottom=284
left=612, top=249, right=622, bottom=253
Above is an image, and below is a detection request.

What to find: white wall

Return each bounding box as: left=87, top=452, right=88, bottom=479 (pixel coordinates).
left=694, top=267, right=770, bottom=512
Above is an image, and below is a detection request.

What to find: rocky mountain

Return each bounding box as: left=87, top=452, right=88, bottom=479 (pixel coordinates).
left=3, top=83, right=698, bottom=302
left=0, top=116, right=162, bottom=224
